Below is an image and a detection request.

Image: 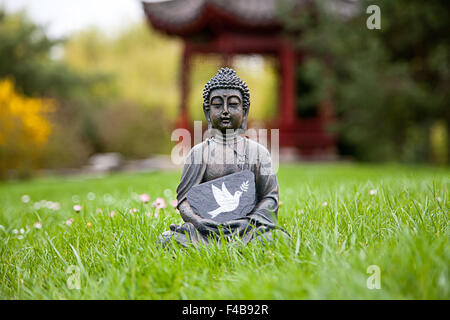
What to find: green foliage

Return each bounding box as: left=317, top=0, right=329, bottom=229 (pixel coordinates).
left=0, top=164, right=448, bottom=299
left=64, top=26, right=278, bottom=125
left=0, top=9, right=114, bottom=173
left=0, top=9, right=98, bottom=99
left=63, top=24, right=182, bottom=118
left=94, top=102, right=173, bottom=157
left=0, top=10, right=179, bottom=171
left=62, top=22, right=279, bottom=158
left=281, top=0, right=449, bottom=163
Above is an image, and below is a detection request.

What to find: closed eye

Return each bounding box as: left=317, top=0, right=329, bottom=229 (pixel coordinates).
left=228, top=96, right=241, bottom=108
left=211, top=97, right=223, bottom=107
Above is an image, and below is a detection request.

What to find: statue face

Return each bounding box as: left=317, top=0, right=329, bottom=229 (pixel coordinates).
left=209, top=88, right=244, bottom=133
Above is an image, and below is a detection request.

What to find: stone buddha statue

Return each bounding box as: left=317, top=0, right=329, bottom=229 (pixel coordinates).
left=159, top=67, right=289, bottom=247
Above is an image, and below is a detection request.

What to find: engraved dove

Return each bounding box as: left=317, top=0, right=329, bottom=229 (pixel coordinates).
left=208, top=180, right=249, bottom=218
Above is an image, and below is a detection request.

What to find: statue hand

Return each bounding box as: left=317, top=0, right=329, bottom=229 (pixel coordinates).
left=179, top=200, right=219, bottom=233
left=220, top=219, right=252, bottom=236
left=186, top=215, right=219, bottom=235
left=200, top=218, right=220, bottom=228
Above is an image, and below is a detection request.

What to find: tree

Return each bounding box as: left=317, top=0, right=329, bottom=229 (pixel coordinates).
left=0, top=9, right=97, bottom=99
left=281, top=0, right=449, bottom=163
left=0, top=9, right=108, bottom=175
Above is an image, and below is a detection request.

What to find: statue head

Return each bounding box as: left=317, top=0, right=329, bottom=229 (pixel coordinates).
left=203, top=67, right=250, bottom=133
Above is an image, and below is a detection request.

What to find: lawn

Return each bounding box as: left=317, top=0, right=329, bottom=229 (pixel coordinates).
left=0, top=164, right=448, bottom=299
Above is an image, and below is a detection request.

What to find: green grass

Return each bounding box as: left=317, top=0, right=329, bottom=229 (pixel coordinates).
left=0, top=164, right=448, bottom=299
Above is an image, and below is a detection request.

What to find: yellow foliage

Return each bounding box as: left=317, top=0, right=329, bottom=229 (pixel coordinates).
left=0, top=78, right=53, bottom=177
left=0, top=78, right=53, bottom=146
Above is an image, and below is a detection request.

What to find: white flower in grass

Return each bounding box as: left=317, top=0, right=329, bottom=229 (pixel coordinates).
left=66, top=218, right=74, bottom=226
left=109, top=211, right=115, bottom=218
left=12, top=229, right=18, bottom=234
left=35, top=200, right=50, bottom=210
left=73, top=205, right=82, bottom=212
left=359, top=249, right=366, bottom=260
left=140, top=193, right=150, bottom=203
left=131, top=192, right=139, bottom=201
left=322, top=201, right=328, bottom=207
left=49, top=202, right=61, bottom=210
left=33, top=222, right=42, bottom=229
left=369, top=189, right=377, bottom=196
left=104, top=194, right=114, bottom=204
left=21, top=195, right=30, bottom=203
left=436, top=197, right=442, bottom=202
left=163, top=189, right=173, bottom=198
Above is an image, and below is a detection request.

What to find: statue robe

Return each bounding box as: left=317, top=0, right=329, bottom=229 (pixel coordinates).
left=159, top=134, right=288, bottom=247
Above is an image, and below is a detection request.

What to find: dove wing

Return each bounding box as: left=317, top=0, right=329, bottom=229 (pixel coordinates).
left=211, top=184, right=229, bottom=207
left=221, top=182, right=233, bottom=199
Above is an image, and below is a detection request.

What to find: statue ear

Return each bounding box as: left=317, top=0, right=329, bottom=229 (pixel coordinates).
left=240, top=108, right=249, bottom=130
left=204, top=108, right=212, bottom=129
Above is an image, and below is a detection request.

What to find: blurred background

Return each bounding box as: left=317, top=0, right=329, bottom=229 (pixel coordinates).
left=0, top=0, right=448, bottom=179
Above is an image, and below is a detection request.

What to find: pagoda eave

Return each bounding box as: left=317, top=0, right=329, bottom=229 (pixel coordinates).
left=142, top=0, right=282, bottom=38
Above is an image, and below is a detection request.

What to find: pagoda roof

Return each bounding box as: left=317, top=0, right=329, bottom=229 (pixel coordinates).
left=142, top=0, right=359, bottom=37
left=142, top=0, right=286, bottom=36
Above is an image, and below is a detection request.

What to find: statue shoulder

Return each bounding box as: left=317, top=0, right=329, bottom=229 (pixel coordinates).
left=185, top=139, right=210, bottom=165
left=246, top=138, right=271, bottom=156
left=246, top=138, right=272, bottom=165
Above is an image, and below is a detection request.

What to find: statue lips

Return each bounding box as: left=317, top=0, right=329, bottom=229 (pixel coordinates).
left=220, top=117, right=233, bottom=129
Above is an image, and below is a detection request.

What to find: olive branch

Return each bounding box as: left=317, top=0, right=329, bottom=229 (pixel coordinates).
left=240, top=180, right=249, bottom=192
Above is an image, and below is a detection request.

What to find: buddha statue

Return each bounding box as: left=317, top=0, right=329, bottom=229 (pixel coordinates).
left=159, top=67, right=289, bottom=247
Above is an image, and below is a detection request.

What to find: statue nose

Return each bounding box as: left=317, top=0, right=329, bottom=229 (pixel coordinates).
left=222, top=103, right=229, bottom=114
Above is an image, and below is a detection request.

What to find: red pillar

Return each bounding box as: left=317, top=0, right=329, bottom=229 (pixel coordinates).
left=279, top=40, right=297, bottom=146
left=177, top=41, right=191, bottom=131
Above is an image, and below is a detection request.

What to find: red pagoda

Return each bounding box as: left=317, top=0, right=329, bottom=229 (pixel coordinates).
left=142, top=0, right=340, bottom=159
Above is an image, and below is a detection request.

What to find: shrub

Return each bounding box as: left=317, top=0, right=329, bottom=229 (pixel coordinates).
left=0, top=78, right=53, bottom=178
left=94, top=102, right=172, bottom=159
